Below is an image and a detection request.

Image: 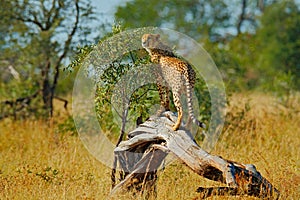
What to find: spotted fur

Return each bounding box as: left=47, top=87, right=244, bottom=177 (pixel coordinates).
left=142, top=34, right=205, bottom=131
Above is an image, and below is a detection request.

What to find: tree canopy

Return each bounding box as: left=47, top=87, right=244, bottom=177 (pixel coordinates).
left=115, top=0, right=300, bottom=91
left=115, top=0, right=231, bottom=41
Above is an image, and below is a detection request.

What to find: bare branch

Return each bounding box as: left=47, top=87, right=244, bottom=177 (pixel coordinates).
left=237, top=0, right=247, bottom=34
left=53, top=96, right=68, bottom=110
left=15, top=16, right=45, bottom=30
left=46, top=0, right=62, bottom=30
left=52, top=0, right=80, bottom=91
left=46, top=0, right=79, bottom=117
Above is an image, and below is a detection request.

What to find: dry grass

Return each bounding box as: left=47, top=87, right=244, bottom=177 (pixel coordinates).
left=0, top=93, right=299, bottom=199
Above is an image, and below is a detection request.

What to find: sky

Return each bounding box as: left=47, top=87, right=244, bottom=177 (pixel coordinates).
left=92, top=0, right=129, bottom=24
left=90, top=0, right=300, bottom=36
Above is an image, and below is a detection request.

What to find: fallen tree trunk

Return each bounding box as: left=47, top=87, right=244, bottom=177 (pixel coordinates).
left=111, top=111, right=280, bottom=199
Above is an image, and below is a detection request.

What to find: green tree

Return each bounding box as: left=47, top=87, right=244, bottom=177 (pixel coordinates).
left=255, top=0, right=300, bottom=90
left=114, top=0, right=291, bottom=92
left=68, top=25, right=162, bottom=142
left=68, top=25, right=213, bottom=142
left=115, top=0, right=231, bottom=41
left=0, top=0, right=97, bottom=119
left=197, top=0, right=300, bottom=91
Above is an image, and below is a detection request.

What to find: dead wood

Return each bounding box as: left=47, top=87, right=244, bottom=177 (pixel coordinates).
left=110, top=111, right=280, bottom=199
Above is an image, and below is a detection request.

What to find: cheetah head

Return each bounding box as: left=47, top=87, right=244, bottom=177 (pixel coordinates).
left=141, top=34, right=161, bottom=49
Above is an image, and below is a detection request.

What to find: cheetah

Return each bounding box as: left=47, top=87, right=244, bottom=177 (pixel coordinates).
left=141, top=33, right=206, bottom=131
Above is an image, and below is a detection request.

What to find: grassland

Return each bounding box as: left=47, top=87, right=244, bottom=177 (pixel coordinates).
left=0, top=93, right=299, bottom=200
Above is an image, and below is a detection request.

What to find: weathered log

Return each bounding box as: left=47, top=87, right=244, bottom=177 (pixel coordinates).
left=111, top=111, right=280, bottom=199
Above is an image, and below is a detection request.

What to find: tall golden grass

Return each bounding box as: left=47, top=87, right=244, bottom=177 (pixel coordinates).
left=0, top=93, right=299, bottom=199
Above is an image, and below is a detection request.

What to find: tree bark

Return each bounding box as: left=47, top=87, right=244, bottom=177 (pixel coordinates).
left=41, top=59, right=52, bottom=116
left=237, top=0, right=247, bottom=35
left=111, top=111, right=280, bottom=199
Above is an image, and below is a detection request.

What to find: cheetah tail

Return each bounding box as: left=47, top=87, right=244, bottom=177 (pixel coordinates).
left=185, top=81, right=206, bottom=129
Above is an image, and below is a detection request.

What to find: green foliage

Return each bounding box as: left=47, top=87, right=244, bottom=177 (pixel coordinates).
left=2, top=0, right=299, bottom=123
left=66, top=45, right=95, bottom=72
left=115, top=0, right=231, bottom=40
left=94, top=49, right=159, bottom=135
left=194, top=78, right=212, bottom=124
left=56, top=116, right=77, bottom=136
left=34, top=167, right=60, bottom=183
left=204, top=33, right=260, bottom=91
left=256, top=0, right=300, bottom=90
left=115, top=0, right=300, bottom=93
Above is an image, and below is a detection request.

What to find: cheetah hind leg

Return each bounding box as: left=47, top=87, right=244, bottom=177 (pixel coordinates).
left=157, top=83, right=170, bottom=115
left=172, top=93, right=183, bottom=131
